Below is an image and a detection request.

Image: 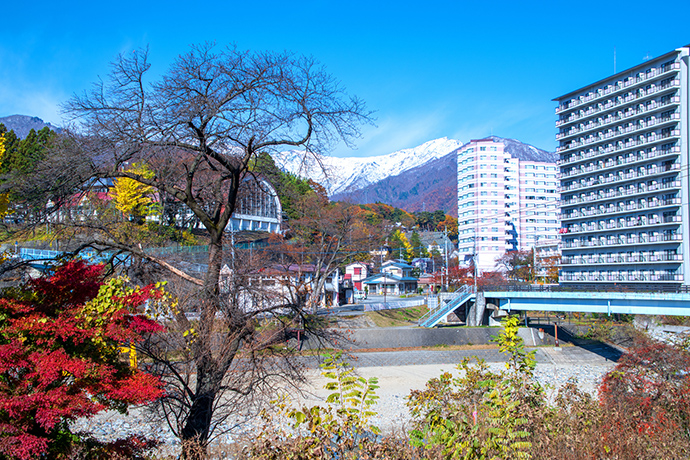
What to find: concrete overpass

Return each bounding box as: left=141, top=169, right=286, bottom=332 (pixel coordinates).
left=421, top=285, right=690, bottom=327
left=486, top=290, right=690, bottom=317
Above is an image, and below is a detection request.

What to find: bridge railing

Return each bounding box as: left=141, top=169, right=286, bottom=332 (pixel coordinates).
left=483, top=283, right=690, bottom=294
left=418, top=285, right=475, bottom=327
left=19, top=247, right=129, bottom=266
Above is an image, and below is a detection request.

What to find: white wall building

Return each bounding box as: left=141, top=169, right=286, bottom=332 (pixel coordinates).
left=228, top=177, right=283, bottom=233
left=345, top=262, right=370, bottom=291
left=457, top=137, right=559, bottom=273
left=555, top=45, right=689, bottom=285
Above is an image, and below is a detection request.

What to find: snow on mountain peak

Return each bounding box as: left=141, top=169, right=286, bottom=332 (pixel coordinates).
left=271, top=137, right=463, bottom=197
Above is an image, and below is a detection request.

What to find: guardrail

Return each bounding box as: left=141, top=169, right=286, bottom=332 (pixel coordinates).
left=419, top=286, right=475, bottom=328
left=485, top=283, right=690, bottom=294
left=19, top=248, right=128, bottom=266
left=364, top=299, right=425, bottom=312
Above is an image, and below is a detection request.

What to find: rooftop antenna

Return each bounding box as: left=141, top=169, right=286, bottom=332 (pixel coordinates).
left=614, top=46, right=617, bottom=73
left=643, top=51, right=651, bottom=61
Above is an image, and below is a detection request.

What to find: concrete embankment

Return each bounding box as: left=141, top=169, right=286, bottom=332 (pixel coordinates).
left=342, top=326, right=556, bottom=350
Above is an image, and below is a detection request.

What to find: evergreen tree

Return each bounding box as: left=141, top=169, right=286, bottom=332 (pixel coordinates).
left=410, top=231, right=428, bottom=258
left=0, top=125, right=56, bottom=176
left=0, top=124, right=20, bottom=175
left=252, top=151, right=316, bottom=220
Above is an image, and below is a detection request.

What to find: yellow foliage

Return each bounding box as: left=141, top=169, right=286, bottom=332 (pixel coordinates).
left=0, top=193, right=9, bottom=219
left=0, top=135, right=9, bottom=218
left=111, top=163, right=160, bottom=219
left=392, top=229, right=414, bottom=263
left=0, top=134, right=5, bottom=164
left=118, top=344, right=138, bottom=368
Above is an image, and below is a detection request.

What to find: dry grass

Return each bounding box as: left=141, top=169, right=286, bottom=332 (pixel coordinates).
left=365, top=305, right=429, bottom=327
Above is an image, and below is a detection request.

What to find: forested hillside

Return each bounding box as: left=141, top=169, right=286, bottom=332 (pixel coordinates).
left=333, top=151, right=458, bottom=216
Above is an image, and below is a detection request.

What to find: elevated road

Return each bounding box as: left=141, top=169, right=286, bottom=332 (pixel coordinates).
left=421, top=285, right=690, bottom=327
left=485, top=289, right=690, bottom=317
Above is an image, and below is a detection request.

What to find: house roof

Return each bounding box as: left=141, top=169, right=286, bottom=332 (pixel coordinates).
left=382, top=261, right=412, bottom=270
left=416, top=231, right=452, bottom=247
left=362, top=273, right=418, bottom=284
left=346, top=261, right=368, bottom=267
left=257, top=263, right=327, bottom=276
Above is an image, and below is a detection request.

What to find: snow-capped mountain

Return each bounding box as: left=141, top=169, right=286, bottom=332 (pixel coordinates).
left=0, top=115, right=61, bottom=138
left=271, top=137, right=464, bottom=197
left=330, top=136, right=556, bottom=216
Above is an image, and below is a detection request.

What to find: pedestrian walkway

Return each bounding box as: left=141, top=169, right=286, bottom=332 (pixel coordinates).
left=346, top=348, right=505, bottom=368
left=539, top=343, right=621, bottom=365
left=303, top=343, right=621, bottom=369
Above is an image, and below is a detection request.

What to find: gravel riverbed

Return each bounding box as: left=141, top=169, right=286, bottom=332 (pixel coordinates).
left=71, top=356, right=616, bottom=457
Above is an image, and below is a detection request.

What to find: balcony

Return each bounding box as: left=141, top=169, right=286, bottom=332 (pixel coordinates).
left=557, top=120, right=680, bottom=156
left=561, top=180, right=682, bottom=208
left=561, top=197, right=682, bottom=220
left=557, top=95, right=681, bottom=139
left=560, top=180, right=679, bottom=206
left=563, top=232, right=682, bottom=249
left=560, top=165, right=680, bottom=195
left=560, top=272, right=683, bottom=283
left=565, top=216, right=682, bottom=235
left=562, top=252, right=682, bottom=265
left=555, top=64, right=680, bottom=115
left=559, top=146, right=680, bottom=179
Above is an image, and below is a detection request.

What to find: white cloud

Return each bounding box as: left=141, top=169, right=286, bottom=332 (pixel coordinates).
left=0, top=47, right=67, bottom=125
left=332, top=110, right=451, bottom=158
left=0, top=82, right=65, bottom=125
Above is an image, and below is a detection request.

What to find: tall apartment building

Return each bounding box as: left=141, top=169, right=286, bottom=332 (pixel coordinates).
left=555, top=46, right=690, bottom=285
left=457, top=137, right=559, bottom=272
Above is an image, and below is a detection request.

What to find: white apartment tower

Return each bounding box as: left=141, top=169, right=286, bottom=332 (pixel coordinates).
left=457, top=137, right=559, bottom=272
left=555, top=45, right=690, bottom=285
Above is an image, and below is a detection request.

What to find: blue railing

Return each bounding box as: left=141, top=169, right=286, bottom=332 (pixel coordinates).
left=419, top=286, right=475, bottom=328
left=19, top=248, right=127, bottom=266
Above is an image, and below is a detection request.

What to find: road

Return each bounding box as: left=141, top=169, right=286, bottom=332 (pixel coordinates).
left=324, top=294, right=427, bottom=316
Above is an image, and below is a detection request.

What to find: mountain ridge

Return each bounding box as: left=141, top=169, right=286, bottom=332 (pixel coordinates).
left=277, top=136, right=555, bottom=216
left=0, top=114, right=555, bottom=217
left=271, top=137, right=464, bottom=197
left=0, top=115, right=61, bottom=139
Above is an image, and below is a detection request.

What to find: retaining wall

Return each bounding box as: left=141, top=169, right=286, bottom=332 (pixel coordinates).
left=339, top=326, right=555, bottom=350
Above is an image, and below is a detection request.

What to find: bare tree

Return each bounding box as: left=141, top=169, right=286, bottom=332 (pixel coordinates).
left=35, top=43, right=372, bottom=457
left=284, top=195, right=383, bottom=312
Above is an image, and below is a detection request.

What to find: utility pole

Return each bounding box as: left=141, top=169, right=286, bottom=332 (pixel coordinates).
left=383, top=273, right=387, bottom=309
left=533, top=236, right=540, bottom=285
left=230, top=222, right=236, bottom=272
left=444, top=226, right=449, bottom=291
left=532, top=245, right=536, bottom=285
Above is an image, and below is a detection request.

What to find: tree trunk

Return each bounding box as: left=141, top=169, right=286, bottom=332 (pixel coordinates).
left=181, top=234, right=224, bottom=459
left=204, top=235, right=223, bottom=294
left=181, top=384, right=215, bottom=458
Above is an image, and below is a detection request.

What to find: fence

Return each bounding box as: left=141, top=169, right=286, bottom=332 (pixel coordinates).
left=486, top=283, right=690, bottom=294
left=364, top=298, right=426, bottom=312
left=19, top=247, right=128, bottom=266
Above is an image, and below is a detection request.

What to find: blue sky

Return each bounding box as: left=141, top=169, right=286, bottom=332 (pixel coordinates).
left=1, top=0, right=688, bottom=157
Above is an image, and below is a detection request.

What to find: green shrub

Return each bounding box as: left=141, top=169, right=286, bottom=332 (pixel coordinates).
left=406, top=315, right=541, bottom=459
left=249, top=352, right=420, bottom=459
